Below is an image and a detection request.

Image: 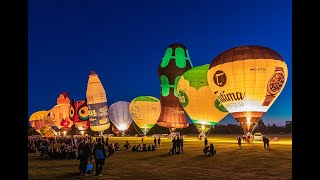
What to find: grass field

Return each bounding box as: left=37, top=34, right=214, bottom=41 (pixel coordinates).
left=28, top=134, right=292, bottom=180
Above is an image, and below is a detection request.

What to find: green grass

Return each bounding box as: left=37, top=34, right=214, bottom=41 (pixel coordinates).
left=28, top=134, right=292, bottom=180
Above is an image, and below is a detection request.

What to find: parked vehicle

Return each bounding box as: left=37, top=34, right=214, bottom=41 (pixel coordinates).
left=253, top=132, right=263, bottom=141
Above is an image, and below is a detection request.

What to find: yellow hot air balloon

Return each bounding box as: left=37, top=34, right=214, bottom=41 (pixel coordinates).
left=129, top=96, right=161, bottom=135
left=207, top=45, right=288, bottom=133
left=177, top=64, right=229, bottom=134
left=86, top=71, right=110, bottom=132
left=29, top=110, right=52, bottom=135
left=44, top=129, right=57, bottom=137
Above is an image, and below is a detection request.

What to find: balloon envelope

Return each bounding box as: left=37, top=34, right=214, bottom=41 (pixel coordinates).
left=177, top=64, right=229, bottom=133
left=69, top=99, right=90, bottom=130
left=86, top=71, right=110, bottom=132
left=207, top=45, right=288, bottom=133
left=29, top=110, right=50, bottom=131
left=108, top=101, right=133, bottom=133
left=157, top=43, right=193, bottom=131
left=129, top=96, right=161, bottom=134
left=48, top=92, right=73, bottom=130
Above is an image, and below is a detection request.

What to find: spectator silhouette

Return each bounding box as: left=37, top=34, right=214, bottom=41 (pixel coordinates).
left=158, top=137, right=161, bottom=147
left=176, top=137, right=181, bottom=153
left=237, top=136, right=242, bottom=149
left=180, top=137, right=184, bottom=152
left=154, top=137, right=157, bottom=147
left=204, top=137, right=208, bottom=147
left=78, top=138, right=91, bottom=176
left=209, top=143, right=216, bottom=155
left=93, top=138, right=107, bottom=176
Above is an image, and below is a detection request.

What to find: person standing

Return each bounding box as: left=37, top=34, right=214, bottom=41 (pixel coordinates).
left=204, top=137, right=208, bottom=147
left=263, top=135, right=267, bottom=149
left=237, top=136, right=242, bottom=149
left=125, top=140, right=130, bottom=152
left=180, top=137, right=184, bottom=152
left=158, top=137, right=161, bottom=147
left=265, top=136, right=270, bottom=149
left=176, top=136, right=181, bottom=153
left=154, top=137, right=157, bottom=147
left=172, top=137, right=177, bottom=154
left=93, top=138, right=107, bottom=176
left=78, top=138, right=91, bottom=176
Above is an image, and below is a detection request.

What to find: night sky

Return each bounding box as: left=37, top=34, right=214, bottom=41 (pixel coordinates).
left=28, top=0, right=292, bottom=126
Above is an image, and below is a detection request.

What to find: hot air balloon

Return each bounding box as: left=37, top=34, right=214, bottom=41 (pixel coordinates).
left=86, top=71, right=110, bottom=133
left=69, top=99, right=90, bottom=131
left=48, top=92, right=73, bottom=131
left=177, top=64, right=229, bottom=134
left=44, top=129, right=57, bottom=137
left=29, top=110, right=52, bottom=135
left=207, top=45, right=288, bottom=134
left=157, top=43, right=193, bottom=133
left=108, top=101, right=133, bottom=135
left=129, top=96, right=161, bottom=135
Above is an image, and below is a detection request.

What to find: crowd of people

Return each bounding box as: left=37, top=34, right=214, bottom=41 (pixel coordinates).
left=29, top=132, right=275, bottom=177
left=131, top=144, right=156, bottom=152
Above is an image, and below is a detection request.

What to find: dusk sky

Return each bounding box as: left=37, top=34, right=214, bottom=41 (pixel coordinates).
left=28, top=0, right=292, bottom=126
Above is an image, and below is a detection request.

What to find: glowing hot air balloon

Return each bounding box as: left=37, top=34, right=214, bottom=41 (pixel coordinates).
left=129, top=96, right=161, bottom=135
left=157, top=43, right=193, bottom=132
left=29, top=110, right=52, bottom=135
left=69, top=99, right=90, bottom=131
left=48, top=92, right=73, bottom=131
left=86, top=71, right=110, bottom=132
left=207, top=45, right=288, bottom=134
left=177, top=64, right=229, bottom=134
left=108, top=101, right=133, bottom=135
left=44, top=129, right=57, bottom=137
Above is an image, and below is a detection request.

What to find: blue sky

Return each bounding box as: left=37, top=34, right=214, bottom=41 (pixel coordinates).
left=28, top=0, right=292, bottom=126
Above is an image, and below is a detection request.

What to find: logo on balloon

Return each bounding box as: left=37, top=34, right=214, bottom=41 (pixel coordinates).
left=214, top=99, right=228, bottom=112
left=178, top=90, right=189, bottom=107
left=213, top=70, right=227, bottom=87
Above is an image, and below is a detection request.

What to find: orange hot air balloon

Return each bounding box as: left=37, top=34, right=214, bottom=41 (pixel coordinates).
left=157, top=43, right=193, bottom=132
left=48, top=92, right=73, bottom=131
left=207, top=45, right=288, bottom=134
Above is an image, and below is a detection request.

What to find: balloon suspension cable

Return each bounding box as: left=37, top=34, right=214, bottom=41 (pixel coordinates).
left=132, top=122, right=143, bottom=135
left=206, top=127, right=211, bottom=136
left=195, top=125, right=201, bottom=134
